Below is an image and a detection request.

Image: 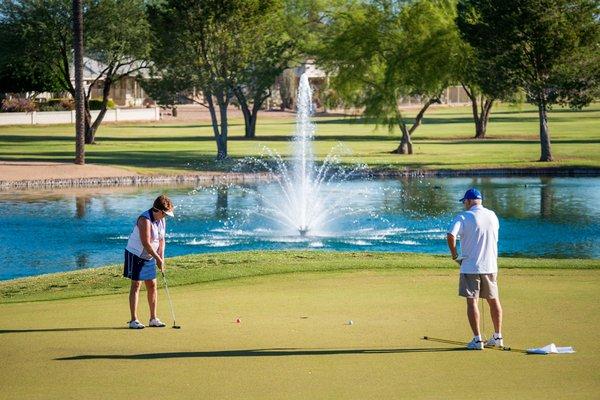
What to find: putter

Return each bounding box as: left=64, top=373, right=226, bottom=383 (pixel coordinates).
left=422, top=336, right=526, bottom=353
left=161, top=270, right=181, bottom=329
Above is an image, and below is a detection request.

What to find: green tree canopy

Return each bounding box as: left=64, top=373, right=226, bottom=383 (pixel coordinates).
left=0, top=0, right=151, bottom=144
left=457, top=0, right=600, bottom=161
left=316, top=0, right=463, bottom=154
left=232, top=1, right=298, bottom=139
left=83, top=0, right=151, bottom=143
left=147, top=0, right=296, bottom=158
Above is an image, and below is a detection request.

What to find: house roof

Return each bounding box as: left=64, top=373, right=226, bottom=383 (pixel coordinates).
left=70, top=57, right=151, bottom=83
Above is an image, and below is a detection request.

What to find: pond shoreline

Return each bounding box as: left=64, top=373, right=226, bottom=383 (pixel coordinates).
left=1, top=166, right=599, bottom=191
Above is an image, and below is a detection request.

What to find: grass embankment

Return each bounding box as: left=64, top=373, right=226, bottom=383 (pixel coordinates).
left=0, top=104, right=599, bottom=174
left=2, top=251, right=599, bottom=303
left=1, top=252, right=599, bottom=399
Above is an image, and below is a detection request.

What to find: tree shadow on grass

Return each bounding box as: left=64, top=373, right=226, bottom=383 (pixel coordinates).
left=122, top=124, right=230, bottom=129
left=56, top=346, right=467, bottom=361
left=0, top=134, right=400, bottom=143
left=1, top=327, right=128, bottom=334
left=0, top=151, right=243, bottom=171
left=2, top=134, right=599, bottom=148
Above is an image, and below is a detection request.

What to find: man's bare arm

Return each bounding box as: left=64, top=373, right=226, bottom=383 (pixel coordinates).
left=447, top=233, right=459, bottom=260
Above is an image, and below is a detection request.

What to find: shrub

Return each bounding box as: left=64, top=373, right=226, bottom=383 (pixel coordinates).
left=38, top=98, right=74, bottom=111
left=143, top=97, right=156, bottom=108
left=0, top=98, right=37, bottom=113
left=88, top=98, right=116, bottom=110
left=38, top=103, right=65, bottom=112
left=48, top=98, right=74, bottom=110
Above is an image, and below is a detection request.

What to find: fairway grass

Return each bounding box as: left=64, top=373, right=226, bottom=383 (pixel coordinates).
left=1, top=264, right=599, bottom=399
left=1, top=103, right=599, bottom=174
left=2, top=251, right=600, bottom=303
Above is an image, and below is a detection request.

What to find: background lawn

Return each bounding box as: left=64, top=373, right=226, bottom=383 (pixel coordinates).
left=1, top=104, right=599, bottom=174
left=1, top=252, right=599, bottom=399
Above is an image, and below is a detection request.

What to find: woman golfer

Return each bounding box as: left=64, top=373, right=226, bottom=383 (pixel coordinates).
left=124, top=195, right=174, bottom=329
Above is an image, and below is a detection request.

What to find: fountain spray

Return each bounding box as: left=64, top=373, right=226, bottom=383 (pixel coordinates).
left=293, top=73, right=316, bottom=236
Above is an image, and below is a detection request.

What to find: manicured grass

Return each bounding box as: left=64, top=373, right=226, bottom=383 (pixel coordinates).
left=1, top=255, right=598, bottom=399
left=0, top=103, right=599, bottom=173
left=2, top=251, right=599, bottom=303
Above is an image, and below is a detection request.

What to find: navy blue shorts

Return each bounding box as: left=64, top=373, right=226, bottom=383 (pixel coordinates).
left=123, top=250, right=157, bottom=281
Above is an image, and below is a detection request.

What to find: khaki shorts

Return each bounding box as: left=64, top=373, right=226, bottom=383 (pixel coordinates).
left=459, top=273, right=499, bottom=299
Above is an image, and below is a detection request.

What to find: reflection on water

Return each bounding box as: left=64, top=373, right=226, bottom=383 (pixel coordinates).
left=76, top=196, right=91, bottom=219
left=75, top=252, right=89, bottom=270
left=0, top=177, right=598, bottom=280
left=215, top=186, right=229, bottom=221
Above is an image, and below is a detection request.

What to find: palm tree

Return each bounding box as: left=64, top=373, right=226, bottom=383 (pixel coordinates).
left=73, top=0, right=85, bottom=164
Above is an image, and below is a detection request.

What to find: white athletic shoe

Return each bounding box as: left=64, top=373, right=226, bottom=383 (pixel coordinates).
left=149, top=318, right=166, bottom=327
left=485, top=335, right=504, bottom=348
left=128, top=320, right=145, bottom=329
left=466, top=337, right=484, bottom=350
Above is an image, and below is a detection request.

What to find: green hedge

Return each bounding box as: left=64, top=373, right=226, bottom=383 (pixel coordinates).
left=88, top=98, right=116, bottom=110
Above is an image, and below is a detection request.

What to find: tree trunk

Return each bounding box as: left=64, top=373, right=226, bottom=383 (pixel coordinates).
left=217, top=99, right=228, bottom=159
left=248, top=101, right=261, bottom=139
left=204, top=88, right=229, bottom=160
left=479, top=99, right=493, bottom=138
left=472, top=93, right=486, bottom=139
left=206, top=91, right=227, bottom=159
left=538, top=99, right=553, bottom=161
left=400, top=125, right=413, bottom=154
left=392, top=97, right=437, bottom=154
left=473, top=97, right=494, bottom=139
left=241, top=103, right=253, bottom=138
left=234, top=88, right=253, bottom=139
left=85, top=78, right=112, bottom=144
left=408, top=97, right=437, bottom=135
left=235, top=88, right=265, bottom=139
left=72, top=0, right=85, bottom=165
left=393, top=123, right=413, bottom=154
left=463, top=84, right=480, bottom=139
left=462, top=84, right=493, bottom=140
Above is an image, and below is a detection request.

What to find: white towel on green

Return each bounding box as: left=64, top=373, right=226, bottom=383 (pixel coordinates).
left=527, top=343, right=575, bottom=355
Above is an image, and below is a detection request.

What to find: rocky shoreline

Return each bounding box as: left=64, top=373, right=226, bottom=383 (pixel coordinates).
left=1, top=167, right=599, bottom=191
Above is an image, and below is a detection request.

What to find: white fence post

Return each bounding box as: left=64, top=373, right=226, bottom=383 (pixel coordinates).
left=154, top=106, right=160, bottom=121
left=31, top=111, right=37, bottom=124
left=115, top=108, right=120, bottom=122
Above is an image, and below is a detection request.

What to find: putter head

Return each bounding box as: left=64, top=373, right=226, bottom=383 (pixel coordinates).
left=172, top=325, right=181, bottom=329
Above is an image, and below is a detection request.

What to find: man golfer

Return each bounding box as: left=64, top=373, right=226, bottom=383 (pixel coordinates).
left=447, top=188, right=503, bottom=350
left=124, top=195, right=174, bottom=329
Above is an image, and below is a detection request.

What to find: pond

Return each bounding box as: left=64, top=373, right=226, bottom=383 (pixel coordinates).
left=1, top=176, right=598, bottom=280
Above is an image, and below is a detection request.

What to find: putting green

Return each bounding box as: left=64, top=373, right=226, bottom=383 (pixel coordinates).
left=1, top=268, right=599, bottom=399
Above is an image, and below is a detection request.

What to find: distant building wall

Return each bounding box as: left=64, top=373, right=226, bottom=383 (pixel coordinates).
left=0, top=107, right=160, bottom=126
left=269, top=61, right=471, bottom=111
left=88, top=76, right=149, bottom=107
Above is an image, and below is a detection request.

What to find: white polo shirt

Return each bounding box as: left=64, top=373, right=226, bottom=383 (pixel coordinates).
left=447, top=204, right=499, bottom=274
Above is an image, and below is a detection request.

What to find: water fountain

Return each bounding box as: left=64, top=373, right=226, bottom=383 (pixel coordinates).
left=240, top=73, right=369, bottom=236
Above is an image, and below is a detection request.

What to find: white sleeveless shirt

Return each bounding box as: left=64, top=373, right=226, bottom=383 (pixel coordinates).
left=125, top=209, right=166, bottom=260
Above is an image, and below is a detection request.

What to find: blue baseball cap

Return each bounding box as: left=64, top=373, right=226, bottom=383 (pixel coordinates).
left=459, top=188, right=482, bottom=202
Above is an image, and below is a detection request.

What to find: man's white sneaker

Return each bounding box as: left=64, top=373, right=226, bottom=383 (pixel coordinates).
left=485, top=335, right=504, bottom=348
left=466, top=337, right=484, bottom=350
left=128, top=320, right=145, bottom=329
left=149, top=318, right=166, bottom=327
